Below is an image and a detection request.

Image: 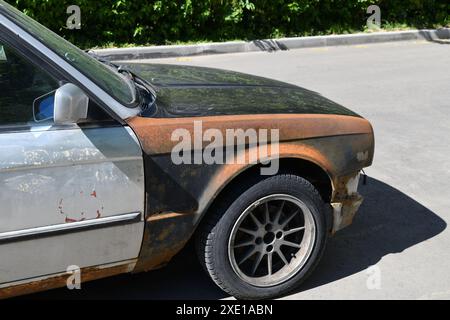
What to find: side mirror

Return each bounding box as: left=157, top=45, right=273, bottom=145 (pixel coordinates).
left=54, top=83, right=88, bottom=125
left=33, top=91, right=56, bottom=122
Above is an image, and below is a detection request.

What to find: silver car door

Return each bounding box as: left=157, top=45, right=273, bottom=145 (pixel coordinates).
left=0, top=37, right=145, bottom=286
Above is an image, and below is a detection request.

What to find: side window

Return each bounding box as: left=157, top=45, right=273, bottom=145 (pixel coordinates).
left=0, top=40, right=59, bottom=126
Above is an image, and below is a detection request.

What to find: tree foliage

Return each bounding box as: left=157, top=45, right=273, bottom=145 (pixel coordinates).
left=7, top=0, right=450, bottom=48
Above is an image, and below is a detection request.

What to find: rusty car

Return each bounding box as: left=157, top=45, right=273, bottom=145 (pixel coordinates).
left=0, top=0, right=374, bottom=299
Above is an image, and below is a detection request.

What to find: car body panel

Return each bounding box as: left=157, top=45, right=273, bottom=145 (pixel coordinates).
left=0, top=125, right=145, bottom=286
left=0, top=126, right=144, bottom=232
left=125, top=63, right=360, bottom=118
left=0, top=260, right=137, bottom=299
left=126, top=113, right=374, bottom=272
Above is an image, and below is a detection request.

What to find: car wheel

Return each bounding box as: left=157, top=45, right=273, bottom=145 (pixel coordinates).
left=196, top=174, right=328, bottom=300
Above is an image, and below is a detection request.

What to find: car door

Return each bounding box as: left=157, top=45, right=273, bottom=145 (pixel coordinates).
left=0, top=35, right=145, bottom=286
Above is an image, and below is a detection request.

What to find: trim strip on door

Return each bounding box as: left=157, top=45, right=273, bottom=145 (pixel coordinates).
left=0, top=212, right=142, bottom=244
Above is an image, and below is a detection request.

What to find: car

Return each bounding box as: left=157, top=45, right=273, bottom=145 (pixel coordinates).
left=0, top=0, right=374, bottom=300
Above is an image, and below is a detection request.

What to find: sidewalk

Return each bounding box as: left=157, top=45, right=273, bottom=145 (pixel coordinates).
left=94, top=28, right=450, bottom=61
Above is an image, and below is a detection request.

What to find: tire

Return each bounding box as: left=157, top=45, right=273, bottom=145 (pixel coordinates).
left=195, top=174, right=328, bottom=300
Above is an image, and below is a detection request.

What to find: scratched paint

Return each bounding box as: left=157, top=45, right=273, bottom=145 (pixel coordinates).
left=0, top=125, right=145, bottom=288
left=0, top=127, right=145, bottom=233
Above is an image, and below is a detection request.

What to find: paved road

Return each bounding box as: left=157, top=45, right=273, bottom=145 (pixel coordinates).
left=28, top=40, right=450, bottom=300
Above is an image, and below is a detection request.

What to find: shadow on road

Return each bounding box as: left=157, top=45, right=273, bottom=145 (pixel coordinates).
left=22, top=176, right=446, bottom=299
left=299, top=176, right=447, bottom=292
left=252, top=39, right=289, bottom=52
left=419, top=29, right=450, bottom=45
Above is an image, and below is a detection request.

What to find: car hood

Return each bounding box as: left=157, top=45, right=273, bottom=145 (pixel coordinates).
left=124, top=63, right=360, bottom=118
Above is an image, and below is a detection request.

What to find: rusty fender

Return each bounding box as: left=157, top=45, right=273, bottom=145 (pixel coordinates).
left=126, top=114, right=373, bottom=155
left=126, top=113, right=374, bottom=272
left=330, top=172, right=364, bottom=234
left=133, top=212, right=195, bottom=273
left=0, top=262, right=136, bottom=299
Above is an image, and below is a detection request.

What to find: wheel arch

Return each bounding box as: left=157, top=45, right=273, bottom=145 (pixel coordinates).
left=196, top=156, right=334, bottom=230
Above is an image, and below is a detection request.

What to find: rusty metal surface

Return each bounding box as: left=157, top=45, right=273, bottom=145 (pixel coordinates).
left=133, top=212, right=195, bottom=273
left=0, top=261, right=135, bottom=299
left=127, top=114, right=373, bottom=155
left=127, top=113, right=374, bottom=272
left=330, top=172, right=365, bottom=233
left=331, top=194, right=364, bottom=234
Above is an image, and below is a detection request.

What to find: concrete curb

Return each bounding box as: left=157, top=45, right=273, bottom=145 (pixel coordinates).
left=95, top=28, right=450, bottom=61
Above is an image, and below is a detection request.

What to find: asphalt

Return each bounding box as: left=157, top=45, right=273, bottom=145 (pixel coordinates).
left=27, top=40, right=450, bottom=300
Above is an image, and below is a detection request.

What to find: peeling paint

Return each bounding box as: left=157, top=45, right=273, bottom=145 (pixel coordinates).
left=4, top=174, right=54, bottom=194
left=0, top=262, right=136, bottom=299
left=330, top=172, right=364, bottom=234
left=0, top=126, right=145, bottom=295
left=133, top=212, right=195, bottom=273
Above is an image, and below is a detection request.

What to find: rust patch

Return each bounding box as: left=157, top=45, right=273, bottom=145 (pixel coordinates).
left=133, top=212, right=195, bottom=273
left=0, top=263, right=134, bottom=299
left=331, top=195, right=363, bottom=233
left=196, top=142, right=336, bottom=214
left=64, top=217, right=87, bottom=223
left=330, top=172, right=364, bottom=234
left=332, top=173, right=360, bottom=200
left=126, top=114, right=373, bottom=155
left=128, top=113, right=373, bottom=241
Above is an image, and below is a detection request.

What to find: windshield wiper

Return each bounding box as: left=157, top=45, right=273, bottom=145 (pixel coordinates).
left=85, top=51, right=151, bottom=88
left=117, top=66, right=157, bottom=94
left=117, top=66, right=157, bottom=112
left=86, top=50, right=156, bottom=110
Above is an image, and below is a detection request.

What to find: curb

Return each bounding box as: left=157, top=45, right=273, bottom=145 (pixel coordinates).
left=95, top=28, right=450, bottom=61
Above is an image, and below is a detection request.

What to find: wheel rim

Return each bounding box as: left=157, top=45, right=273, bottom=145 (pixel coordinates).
left=228, top=194, right=316, bottom=287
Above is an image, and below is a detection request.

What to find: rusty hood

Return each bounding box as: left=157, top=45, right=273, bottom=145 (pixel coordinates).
left=123, top=63, right=360, bottom=118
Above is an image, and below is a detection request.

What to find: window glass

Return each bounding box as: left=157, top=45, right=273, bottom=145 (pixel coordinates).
left=1, top=0, right=137, bottom=107
left=0, top=41, right=59, bottom=125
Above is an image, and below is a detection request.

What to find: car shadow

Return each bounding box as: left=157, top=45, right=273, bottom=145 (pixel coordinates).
left=21, top=176, right=446, bottom=300
left=298, top=176, right=447, bottom=292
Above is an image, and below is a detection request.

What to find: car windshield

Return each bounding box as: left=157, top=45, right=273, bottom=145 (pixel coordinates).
left=0, top=0, right=137, bottom=106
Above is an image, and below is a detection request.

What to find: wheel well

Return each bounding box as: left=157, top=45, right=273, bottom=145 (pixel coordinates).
left=278, top=158, right=332, bottom=202
left=204, top=158, right=333, bottom=219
